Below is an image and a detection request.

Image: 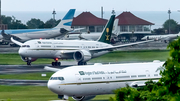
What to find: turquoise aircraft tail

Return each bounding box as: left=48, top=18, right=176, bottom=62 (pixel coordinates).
left=54, top=9, right=75, bottom=30
left=97, top=15, right=115, bottom=44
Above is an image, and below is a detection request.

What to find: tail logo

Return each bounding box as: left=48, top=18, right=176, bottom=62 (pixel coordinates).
left=106, top=28, right=110, bottom=40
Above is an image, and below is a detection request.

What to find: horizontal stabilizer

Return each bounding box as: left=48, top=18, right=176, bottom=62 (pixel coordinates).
left=10, top=37, right=23, bottom=46
left=44, top=66, right=61, bottom=72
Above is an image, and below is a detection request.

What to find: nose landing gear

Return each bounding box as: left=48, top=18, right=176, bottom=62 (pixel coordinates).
left=52, top=58, right=61, bottom=66
left=27, top=61, right=31, bottom=65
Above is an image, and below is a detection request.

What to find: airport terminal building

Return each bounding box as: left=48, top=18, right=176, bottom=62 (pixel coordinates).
left=72, top=11, right=154, bottom=42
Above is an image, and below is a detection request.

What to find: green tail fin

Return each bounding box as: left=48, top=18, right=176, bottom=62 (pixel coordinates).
left=97, top=15, right=115, bottom=44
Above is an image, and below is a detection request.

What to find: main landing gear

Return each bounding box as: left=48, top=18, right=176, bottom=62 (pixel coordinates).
left=52, top=58, right=61, bottom=66
left=78, top=61, right=87, bottom=65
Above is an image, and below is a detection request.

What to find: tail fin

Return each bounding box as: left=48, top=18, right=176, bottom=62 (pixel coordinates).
left=112, top=19, right=119, bottom=35
left=97, top=15, right=115, bottom=44
left=54, top=9, right=76, bottom=30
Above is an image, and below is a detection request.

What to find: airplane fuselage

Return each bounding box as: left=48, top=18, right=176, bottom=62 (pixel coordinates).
left=47, top=61, right=163, bottom=97
left=141, top=33, right=180, bottom=41
left=19, top=39, right=112, bottom=59
left=1, top=28, right=61, bottom=42
left=65, top=33, right=101, bottom=40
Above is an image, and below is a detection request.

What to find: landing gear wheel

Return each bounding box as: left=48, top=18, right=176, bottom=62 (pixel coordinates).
left=83, top=62, right=87, bottom=65
left=78, top=61, right=83, bottom=65
left=78, top=61, right=87, bottom=65
left=58, top=62, right=61, bottom=66
left=52, top=62, right=61, bottom=66
left=52, top=62, right=55, bottom=66
left=55, top=62, right=58, bottom=66
left=27, top=61, right=31, bottom=65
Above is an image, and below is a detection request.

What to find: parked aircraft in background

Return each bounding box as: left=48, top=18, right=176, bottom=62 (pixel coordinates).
left=0, top=9, right=76, bottom=46
left=64, top=19, right=119, bottom=41
left=46, top=60, right=163, bottom=100
left=11, top=15, right=155, bottom=66
left=141, top=32, right=180, bottom=43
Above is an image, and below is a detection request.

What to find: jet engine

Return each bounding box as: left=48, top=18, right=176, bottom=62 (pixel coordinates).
left=73, top=50, right=91, bottom=62
left=72, top=95, right=96, bottom=101
left=20, top=56, right=37, bottom=62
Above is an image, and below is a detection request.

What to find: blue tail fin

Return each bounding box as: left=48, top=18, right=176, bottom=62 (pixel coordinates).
left=54, top=9, right=75, bottom=30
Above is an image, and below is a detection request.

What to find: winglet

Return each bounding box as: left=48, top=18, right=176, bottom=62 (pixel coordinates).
left=10, top=37, right=23, bottom=46
left=54, top=9, right=76, bottom=30
left=44, top=66, right=61, bottom=72
left=97, top=15, right=115, bottom=44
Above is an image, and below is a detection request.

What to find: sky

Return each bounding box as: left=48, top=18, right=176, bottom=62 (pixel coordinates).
left=2, top=0, right=180, bottom=12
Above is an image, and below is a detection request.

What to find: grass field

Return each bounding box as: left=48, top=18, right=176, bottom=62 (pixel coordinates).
left=0, top=50, right=170, bottom=101
left=0, top=50, right=170, bottom=65
left=0, top=85, right=114, bottom=101
left=0, top=72, right=53, bottom=80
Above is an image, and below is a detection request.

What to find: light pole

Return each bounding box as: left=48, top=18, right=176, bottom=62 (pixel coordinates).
left=52, top=9, right=56, bottom=20
left=112, top=9, right=115, bottom=15
left=168, top=9, right=171, bottom=34
left=52, top=9, right=56, bottom=27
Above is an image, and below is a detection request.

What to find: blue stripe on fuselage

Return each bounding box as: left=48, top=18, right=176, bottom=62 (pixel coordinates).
left=4, top=28, right=55, bottom=34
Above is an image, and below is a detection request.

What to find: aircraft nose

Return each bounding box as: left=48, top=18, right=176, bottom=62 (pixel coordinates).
left=18, top=48, right=26, bottom=56
left=47, top=80, right=64, bottom=95
left=47, top=80, right=57, bottom=93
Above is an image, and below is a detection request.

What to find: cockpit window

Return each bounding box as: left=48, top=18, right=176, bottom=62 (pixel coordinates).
left=21, top=45, right=30, bottom=48
left=50, top=77, right=64, bottom=80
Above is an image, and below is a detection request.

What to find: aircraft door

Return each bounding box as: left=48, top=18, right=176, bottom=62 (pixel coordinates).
left=48, top=31, right=52, bottom=35
left=75, top=74, right=81, bottom=83
left=146, top=70, right=150, bottom=77
left=75, top=74, right=83, bottom=94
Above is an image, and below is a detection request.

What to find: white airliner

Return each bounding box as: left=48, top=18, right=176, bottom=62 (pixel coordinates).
left=11, top=15, right=155, bottom=66
left=64, top=19, right=119, bottom=41
left=141, top=32, right=180, bottom=43
left=46, top=60, right=164, bottom=100
left=0, top=9, right=76, bottom=46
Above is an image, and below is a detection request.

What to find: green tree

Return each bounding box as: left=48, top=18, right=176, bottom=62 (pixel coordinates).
left=1, top=15, right=27, bottom=29
left=1, top=15, right=12, bottom=25
left=26, top=18, right=44, bottom=29
left=43, top=19, right=61, bottom=28
left=160, top=38, right=180, bottom=94
left=163, top=19, right=179, bottom=34
left=153, top=28, right=165, bottom=34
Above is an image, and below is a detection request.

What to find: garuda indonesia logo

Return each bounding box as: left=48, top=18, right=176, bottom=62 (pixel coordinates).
left=105, top=28, right=110, bottom=40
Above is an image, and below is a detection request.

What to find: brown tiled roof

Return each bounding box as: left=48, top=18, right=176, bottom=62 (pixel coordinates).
left=116, top=12, right=154, bottom=25
left=72, top=12, right=108, bottom=26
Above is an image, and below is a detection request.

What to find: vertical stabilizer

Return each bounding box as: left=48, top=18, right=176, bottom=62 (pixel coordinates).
left=112, top=19, right=119, bottom=35
left=54, top=9, right=75, bottom=30
left=97, top=15, right=115, bottom=44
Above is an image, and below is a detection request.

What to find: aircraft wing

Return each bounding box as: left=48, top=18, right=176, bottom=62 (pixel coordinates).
left=58, top=39, right=155, bottom=55
left=44, top=66, right=61, bottom=72
left=89, top=39, right=155, bottom=53
left=11, top=37, right=23, bottom=46
left=73, top=28, right=85, bottom=32
left=1, top=30, right=21, bottom=41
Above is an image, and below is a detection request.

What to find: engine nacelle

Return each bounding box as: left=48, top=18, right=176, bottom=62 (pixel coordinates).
left=129, top=81, right=146, bottom=88
left=73, top=50, right=91, bottom=62
left=72, top=95, right=96, bottom=101
left=21, top=56, right=37, bottom=62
